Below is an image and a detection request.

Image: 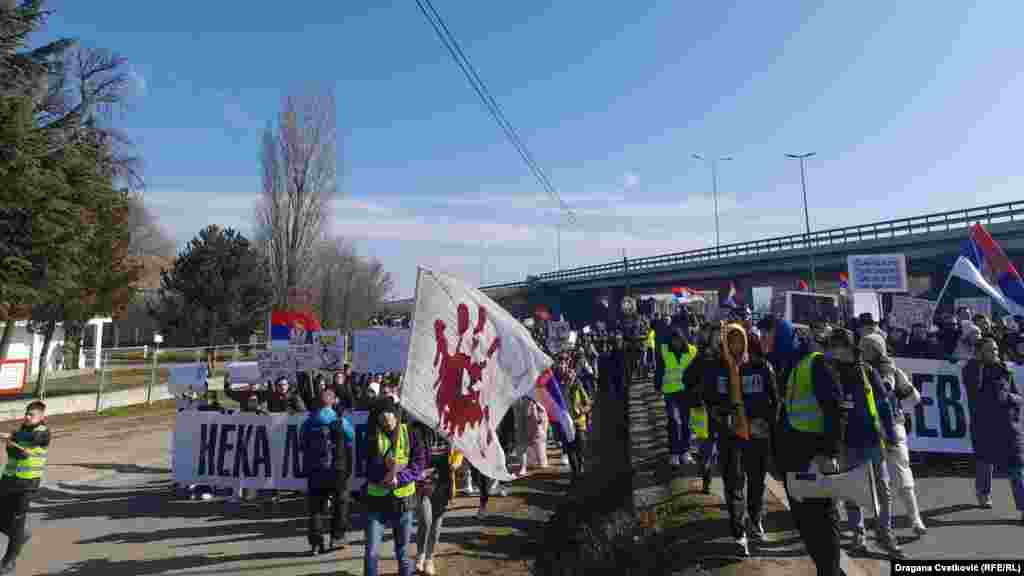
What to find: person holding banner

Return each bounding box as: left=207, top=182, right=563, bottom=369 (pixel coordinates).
left=963, top=337, right=1024, bottom=520
left=774, top=329, right=846, bottom=576
left=300, top=388, right=354, bottom=555
left=363, top=396, right=426, bottom=576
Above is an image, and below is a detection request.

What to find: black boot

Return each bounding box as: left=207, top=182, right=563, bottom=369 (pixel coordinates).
left=1, top=517, right=29, bottom=575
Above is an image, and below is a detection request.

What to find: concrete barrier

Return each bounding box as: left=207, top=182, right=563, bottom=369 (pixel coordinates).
left=0, top=376, right=226, bottom=421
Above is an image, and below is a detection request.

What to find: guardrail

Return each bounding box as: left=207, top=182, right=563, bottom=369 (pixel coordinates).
left=527, top=200, right=1024, bottom=285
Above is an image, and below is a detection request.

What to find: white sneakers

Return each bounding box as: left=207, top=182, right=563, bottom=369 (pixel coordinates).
left=416, top=556, right=436, bottom=575
left=977, top=494, right=994, bottom=509
left=681, top=453, right=696, bottom=465
left=560, top=454, right=570, bottom=466
left=669, top=455, right=680, bottom=467
left=736, top=535, right=749, bottom=557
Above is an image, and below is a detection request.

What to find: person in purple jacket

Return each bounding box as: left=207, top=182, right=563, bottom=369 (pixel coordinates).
left=362, top=396, right=426, bottom=576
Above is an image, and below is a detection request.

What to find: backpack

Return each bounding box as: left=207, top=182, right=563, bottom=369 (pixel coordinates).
left=302, top=420, right=336, bottom=476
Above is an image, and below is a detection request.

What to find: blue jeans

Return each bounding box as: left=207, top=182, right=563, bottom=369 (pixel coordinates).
left=976, top=460, right=1024, bottom=512
left=365, top=510, right=414, bottom=576
left=664, top=392, right=691, bottom=457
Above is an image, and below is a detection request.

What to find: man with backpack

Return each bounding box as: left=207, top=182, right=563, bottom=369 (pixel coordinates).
left=300, top=387, right=355, bottom=555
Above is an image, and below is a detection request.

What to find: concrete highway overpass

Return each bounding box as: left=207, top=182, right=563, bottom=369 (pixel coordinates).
left=382, top=200, right=1024, bottom=322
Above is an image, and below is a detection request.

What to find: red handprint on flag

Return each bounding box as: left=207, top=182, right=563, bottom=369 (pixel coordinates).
left=433, top=303, right=501, bottom=446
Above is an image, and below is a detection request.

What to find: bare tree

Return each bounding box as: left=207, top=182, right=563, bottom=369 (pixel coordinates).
left=254, top=86, right=339, bottom=308
left=311, top=237, right=393, bottom=331
left=126, top=194, right=175, bottom=260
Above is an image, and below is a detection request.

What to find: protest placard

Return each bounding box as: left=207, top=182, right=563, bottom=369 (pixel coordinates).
left=889, top=296, right=937, bottom=331
left=352, top=328, right=411, bottom=373
left=847, top=254, right=908, bottom=293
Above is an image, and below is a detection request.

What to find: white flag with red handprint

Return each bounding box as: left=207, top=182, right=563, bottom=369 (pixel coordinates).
left=400, top=267, right=553, bottom=482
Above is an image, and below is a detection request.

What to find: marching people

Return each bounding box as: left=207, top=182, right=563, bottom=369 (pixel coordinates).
left=566, top=365, right=592, bottom=484
left=300, top=387, right=354, bottom=555
left=828, top=328, right=902, bottom=556
left=414, top=423, right=459, bottom=576
left=774, top=324, right=846, bottom=576
left=859, top=332, right=928, bottom=536
left=363, top=396, right=426, bottom=576
left=697, top=323, right=777, bottom=556
left=525, top=397, right=550, bottom=470
left=684, top=322, right=722, bottom=493
left=0, top=401, right=50, bottom=574
left=963, top=337, right=1024, bottom=520
left=657, top=326, right=699, bottom=468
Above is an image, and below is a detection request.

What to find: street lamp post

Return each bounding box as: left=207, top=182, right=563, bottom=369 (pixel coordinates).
left=692, top=153, right=733, bottom=250
left=786, top=152, right=817, bottom=292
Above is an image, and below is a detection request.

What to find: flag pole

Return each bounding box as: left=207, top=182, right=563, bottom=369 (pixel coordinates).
left=931, top=259, right=957, bottom=324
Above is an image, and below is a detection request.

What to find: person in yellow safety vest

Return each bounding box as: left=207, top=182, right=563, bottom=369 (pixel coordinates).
left=825, top=329, right=903, bottom=556
left=657, top=326, right=698, bottom=469
left=645, top=326, right=657, bottom=375
left=0, top=401, right=50, bottom=574
left=362, top=397, right=426, bottom=576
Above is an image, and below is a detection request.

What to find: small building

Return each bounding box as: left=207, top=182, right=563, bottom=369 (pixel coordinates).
left=0, top=320, right=66, bottom=381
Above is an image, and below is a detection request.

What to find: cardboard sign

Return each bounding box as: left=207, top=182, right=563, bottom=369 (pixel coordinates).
left=847, top=254, right=908, bottom=293
left=352, top=328, right=411, bottom=374
left=257, top=350, right=297, bottom=384
left=889, top=296, right=937, bottom=331
left=546, top=321, right=572, bottom=354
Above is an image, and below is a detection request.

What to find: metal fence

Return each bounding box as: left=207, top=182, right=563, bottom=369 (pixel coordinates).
left=34, top=343, right=266, bottom=410
left=481, top=200, right=1024, bottom=287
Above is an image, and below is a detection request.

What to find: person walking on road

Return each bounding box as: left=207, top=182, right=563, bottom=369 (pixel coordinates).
left=700, top=324, right=778, bottom=556
left=828, top=329, right=902, bottom=556
left=363, top=396, right=425, bottom=576
left=859, top=333, right=927, bottom=536
left=0, top=401, right=50, bottom=574
left=658, top=326, right=699, bottom=468
left=414, top=433, right=461, bottom=576
left=300, top=388, right=354, bottom=555
left=963, top=337, right=1024, bottom=520
left=775, top=331, right=845, bottom=576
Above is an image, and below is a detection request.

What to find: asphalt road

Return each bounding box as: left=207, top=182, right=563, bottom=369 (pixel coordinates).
left=8, top=458, right=550, bottom=576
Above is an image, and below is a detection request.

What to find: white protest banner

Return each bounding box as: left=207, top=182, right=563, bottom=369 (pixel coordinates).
left=889, top=296, right=937, bottom=331
left=257, top=350, right=296, bottom=383
left=352, top=328, right=410, bottom=374
left=400, top=267, right=554, bottom=482
left=897, top=357, right=974, bottom=454
left=225, top=361, right=261, bottom=391
left=173, top=410, right=369, bottom=492
left=546, top=321, right=571, bottom=354
left=847, top=254, right=908, bottom=293
left=954, top=297, right=992, bottom=319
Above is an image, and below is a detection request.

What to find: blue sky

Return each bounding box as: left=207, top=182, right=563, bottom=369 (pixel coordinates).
left=38, top=1, right=1024, bottom=298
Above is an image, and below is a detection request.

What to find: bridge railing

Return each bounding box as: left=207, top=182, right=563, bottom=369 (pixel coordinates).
left=524, top=200, right=1024, bottom=284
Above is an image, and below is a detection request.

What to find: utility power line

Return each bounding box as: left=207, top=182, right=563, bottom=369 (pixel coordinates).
left=413, top=0, right=576, bottom=225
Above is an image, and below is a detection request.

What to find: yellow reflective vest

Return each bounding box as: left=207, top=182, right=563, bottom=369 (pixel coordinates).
left=785, top=353, right=825, bottom=433
left=660, top=343, right=697, bottom=394
left=3, top=425, right=49, bottom=484
left=366, top=424, right=416, bottom=498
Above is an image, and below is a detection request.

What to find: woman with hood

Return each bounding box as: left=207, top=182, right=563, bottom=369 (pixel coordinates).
left=362, top=396, right=426, bottom=576
left=860, top=333, right=927, bottom=536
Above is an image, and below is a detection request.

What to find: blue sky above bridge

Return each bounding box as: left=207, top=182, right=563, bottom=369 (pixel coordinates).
left=39, top=1, right=1024, bottom=298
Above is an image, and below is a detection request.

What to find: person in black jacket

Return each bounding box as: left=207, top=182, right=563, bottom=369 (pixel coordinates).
left=301, top=388, right=354, bottom=555
left=0, top=401, right=50, bottom=573
left=699, top=324, right=778, bottom=556
left=775, top=332, right=847, bottom=576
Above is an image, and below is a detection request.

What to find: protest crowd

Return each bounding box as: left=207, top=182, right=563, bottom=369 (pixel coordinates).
left=148, top=249, right=1024, bottom=576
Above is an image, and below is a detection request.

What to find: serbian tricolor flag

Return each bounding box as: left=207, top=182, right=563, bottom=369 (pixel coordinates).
left=962, top=224, right=1024, bottom=315
left=270, top=310, right=321, bottom=346
left=797, top=279, right=809, bottom=291
left=533, top=369, right=576, bottom=445
left=839, top=272, right=849, bottom=290
left=672, top=286, right=699, bottom=303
